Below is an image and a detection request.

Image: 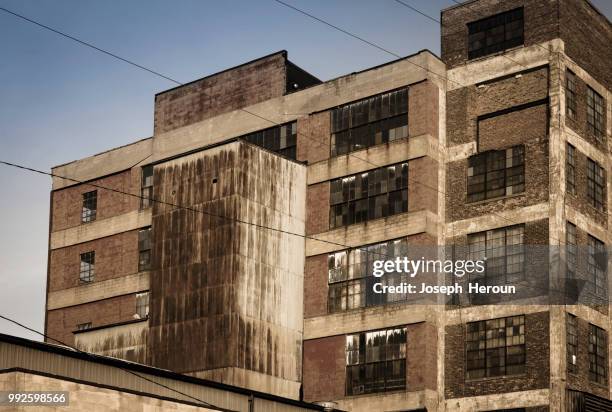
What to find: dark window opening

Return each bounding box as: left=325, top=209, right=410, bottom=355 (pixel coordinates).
left=331, top=88, right=408, bottom=157
left=243, top=122, right=297, bottom=160
left=587, top=235, right=607, bottom=297
left=566, top=144, right=576, bottom=195
left=329, top=162, right=408, bottom=228
left=468, top=225, right=524, bottom=285
left=467, top=146, right=525, bottom=203
left=566, top=70, right=577, bottom=119
left=567, top=313, right=578, bottom=374
left=587, top=87, right=605, bottom=140
left=138, top=227, right=152, bottom=272
left=587, top=158, right=605, bottom=211
left=466, top=315, right=525, bottom=379
left=79, top=251, right=95, bottom=283
left=81, top=190, right=97, bottom=223
left=589, top=323, right=607, bottom=385
left=141, top=165, right=154, bottom=209
left=345, top=327, right=406, bottom=395
left=566, top=222, right=577, bottom=279
left=468, top=8, right=524, bottom=60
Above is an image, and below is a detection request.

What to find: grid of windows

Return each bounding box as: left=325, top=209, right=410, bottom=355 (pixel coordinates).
left=243, top=122, right=297, bottom=160
left=331, top=88, right=408, bottom=157
left=589, top=324, right=607, bottom=385
left=587, top=87, right=605, bottom=140
left=467, top=146, right=525, bottom=202
left=566, top=70, right=577, bottom=119
left=141, top=165, right=154, bottom=209
left=466, top=315, right=525, bottom=379
left=76, top=322, right=92, bottom=331
left=567, top=314, right=578, bottom=374
left=468, top=225, right=524, bottom=285
left=81, top=191, right=97, bottom=223
left=136, top=292, right=150, bottom=318
left=329, top=162, right=408, bottom=228
left=328, top=239, right=409, bottom=313
left=566, top=144, right=576, bottom=195
left=587, top=158, right=605, bottom=211
left=587, top=235, right=607, bottom=297
left=345, top=327, right=406, bottom=395
left=566, top=222, right=577, bottom=279
left=467, top=8, right=524, bottom=60
left=138, top=227, right=152, bottom=272
left=79, top=251, right=95, bottom=283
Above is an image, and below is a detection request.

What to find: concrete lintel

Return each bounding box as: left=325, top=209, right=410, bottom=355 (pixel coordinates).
left=445, top=389, right=549, bottom=411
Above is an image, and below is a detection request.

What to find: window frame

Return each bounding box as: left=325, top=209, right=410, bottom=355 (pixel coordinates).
left=566, top=70, right=577, bottom=120
left=567, top=313, right=578, bottom=374
left=136, top=291, right=150, bottom=319
left=467, top=8, right=524, bottom=60
left=566, top=221, right=577, bottom=279
left=79, top=251, right=95, bottom=283
left=589, top=323, right=607, bottom=385
left=566, top=144, right=576, bottom=195
left=468, top=225, right=525, bottom=285
left=586, top=158, right=605, bottom=211
left=138, top=227, right=152, bottom=272
left=81, top=190, right=98, bottom=223
left=76, top=322, right=92, bottom=331
left=140, top=165, right=154, bottom=209
left=467, top=146, right=525, bottom=203
left=586, top=86, right=605, bottom=141
left=587, top=234, right=607, bottom=297
left=242, top=122, right=297, bottom=160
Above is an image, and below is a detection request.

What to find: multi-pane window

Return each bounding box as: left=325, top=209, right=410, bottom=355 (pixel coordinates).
left=567, top=314, right=578, bottom=374
left=467, top=8, right=524, bottom=60
left=81, top=190, right=97, bottom=223
left=140, top=165, right=153, bottom=209
left=76, top=322, right=92, bottom=331
left=566, top=144, right=576, bottom=195
left=566, top=222, right=577, bottom=279
left=466, top=315, right=525, bottom=379
left=243, top=122, right=297, bottom=160
left=587, top=235, right=607, bottom=297
left=589, top=324, right=607, bottom=385
left=328, top=239, right=409, bottom=313
left=468, top=225, right=524, bottom=285
left=329, top=162, right=408, bottom=228
left=79, top=251, right=95, bottom=283
left=345, top=327, right=406, bottom=395
left=138, top=227, right=152, bottom=272
left=566, top=70, right=577, bottom=119
left=587, top=158, right=605, bottom=211
left=587, top=87, right=605, bottom=140
left=467, top=146, right=525, bottom=202
left=136, top=292, right=150, bottom=318
left=331, top=88, right=408, bottom=157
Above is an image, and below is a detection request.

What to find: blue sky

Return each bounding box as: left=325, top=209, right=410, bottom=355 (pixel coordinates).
left=0, top=0, right=610, bottom=340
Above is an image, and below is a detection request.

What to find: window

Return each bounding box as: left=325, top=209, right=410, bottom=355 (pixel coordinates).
left=81, top=190, right=97, bottom=223
left=587, top=235, right=607, bottom=297
left=566, top=222, right=577, bottom=279
left=136, top=292, right=150, bottom=318
left=331, top=88, right=408, bottom=157
left=468, top=8, right=524, bottom=60
left=566, top=70, right=577, bottom=119
left=587, top=87, right=605, bottom=140
left=76, top=322, right=92, bottom=331
left=79, top=251, right=95, bottom=283
left=141, top=165, right=153, bottom=209
left=467, top=146, right=525, bottom=202
left=466, top=315, right=525, bottom=379
left=329, top=162, right=408, bottom=228
left=566, top=144, right=576, bottom=195
left=138, top=227, right=152, bottom=272
left=345, top=327, right=406, bottom=395
left=567, top=314, right=578, bottom=374
left=468, top=225, right=524, bottom=285
left=589, top=324, right=607, bottom=385
left=587, top=158, right=605, bottom=211
left=243, top=122, right=297, bottom=160
left=328, top=238, right=409, bottom=313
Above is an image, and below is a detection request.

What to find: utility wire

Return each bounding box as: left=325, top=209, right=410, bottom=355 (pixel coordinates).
left=0, top=314, right=237, bottom=412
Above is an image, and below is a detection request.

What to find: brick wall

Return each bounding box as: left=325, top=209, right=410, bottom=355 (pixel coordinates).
left=46, top=294, right=137, bottom=347
left=297, top=111, right=330, bottom=164
left=306, top=182, right=330, bottom=235
left=406, top=322, right=438, bottom=391
left=48, top=230, right=139, bottom=292
left=303, top=335, right=346, bottom=402
left=408, top=80, right=439, bottom=138
left=445, top=311, right=550, bottom=398
left=408, top=156, right=438, bottom=213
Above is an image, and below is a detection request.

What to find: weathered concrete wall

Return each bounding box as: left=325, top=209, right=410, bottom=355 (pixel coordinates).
left=146, top=141, right=305, bottom=399
left=75, top=319, right=148, bottom=364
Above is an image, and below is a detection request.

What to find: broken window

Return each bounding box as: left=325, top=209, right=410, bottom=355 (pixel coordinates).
left=140, top=165, right=154, bottom=209
left=138, top=227, right=152, bottom=272
left=79, top=251, right=95, bottom=283
left=566, top=70, right=577, bottom=119
left=467, top=145, right=525, bottom=202
left=566, top=144, right=576, bottom=195
left=243, top=122, right=297, bottom=160
left=589, top=324, right=607, bottom=384
left=587, top=234, right=607, bottom=297
left=468, top=225, right=524, bottom=285
left=81, top=190, right=97, bottom=223
left=567, top=313, right=578, bottom=374
left=331, top=88, right=408, bottom=157
left=587, top=158, right=605, bottom=211
left=76, top=322, right=92, bottom=331
left=587, top=87, right=605, bottom=140
left=328, top=238, right=409, bottom=313
left=345, top=327, right=406, bottom=395
left=136, top=292, right=150, bottom=318
left=468, top=8, right=524, bottom=60
left=466, top=315, right=525, bottom=379
left=329, top=162, right=408, bottom=228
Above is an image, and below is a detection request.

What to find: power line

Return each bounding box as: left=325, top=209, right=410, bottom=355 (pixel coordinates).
left=0, top=314, right=237, bottom=412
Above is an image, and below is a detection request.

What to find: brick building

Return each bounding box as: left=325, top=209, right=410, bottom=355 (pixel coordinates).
left=43, top=1, right=610, bottom=411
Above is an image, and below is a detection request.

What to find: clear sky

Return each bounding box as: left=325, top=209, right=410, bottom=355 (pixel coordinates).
left=1, top=0, right=611, bottom=341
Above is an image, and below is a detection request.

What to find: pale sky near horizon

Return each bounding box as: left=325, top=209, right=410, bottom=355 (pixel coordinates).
left=1, top=0, right=610, bottom=341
